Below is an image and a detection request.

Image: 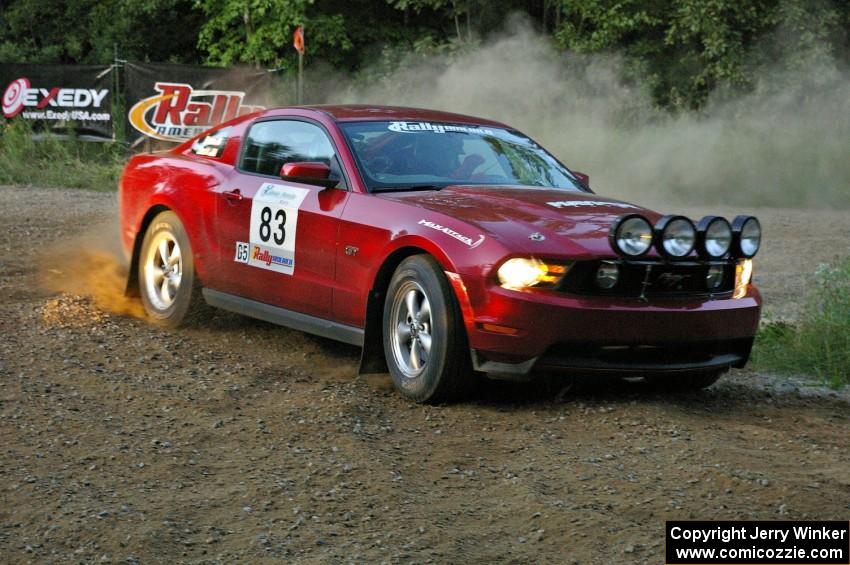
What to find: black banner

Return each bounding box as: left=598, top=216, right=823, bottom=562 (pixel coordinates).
left=125, top=62, right=272, bottom=145
left=666, top=521, right=850, bottom=564
left=0, top=64, right=114, bottom=140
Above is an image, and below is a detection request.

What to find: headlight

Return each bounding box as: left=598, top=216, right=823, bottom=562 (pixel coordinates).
left=734, top=258, right=754, bottom=298
left=656, top=215, right=696, bottom=259
left=497, top=258, right=568, bottom=290
left=697, top=216, right=732, bottom=258
left=706, top=264, right=725, bottom=289
left=595, top=261, right=619, bottom=289
left=609, top=214, right=653, bottom=257
left=732, top=216, right=761, bottom=258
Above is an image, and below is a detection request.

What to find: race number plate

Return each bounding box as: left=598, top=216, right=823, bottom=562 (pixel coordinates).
left=239, top=183, right=309, bottom=275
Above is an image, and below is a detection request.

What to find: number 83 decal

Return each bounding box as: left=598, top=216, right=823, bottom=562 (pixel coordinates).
left=242, top=183, right=310, bottom=275
left=260, top=206, right=286, bottom=245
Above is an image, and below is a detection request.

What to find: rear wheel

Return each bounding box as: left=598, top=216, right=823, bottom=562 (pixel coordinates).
left=645, top=369, right=726, bottom=391
left=383, top=255, right=473, bottom=403
left=138, top=211, right=200, bottom=328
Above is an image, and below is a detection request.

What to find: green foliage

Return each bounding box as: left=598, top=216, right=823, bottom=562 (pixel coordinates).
left=195, top=0, right=312, bottom=67
left=0, top=120, right=125, bottom=191
left=193, top=0, right=459, bottom=70
left=554, top=0, right=850, bottom=109
left=752, top=257, right=850, bottom=387
left=0, top=0, right=203, bottom=64
left=1, top=0, right=849, bottom=109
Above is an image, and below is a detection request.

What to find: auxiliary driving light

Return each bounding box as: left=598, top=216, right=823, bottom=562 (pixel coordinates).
left=655, top=215, right=696, bottom=259
left=609, top=214, right=653, bottom=257
left=697, top=216, right=733, bottom=258
left=732, top=216, right=761, bottom=258
left=596, top=261, right=619, bottom=289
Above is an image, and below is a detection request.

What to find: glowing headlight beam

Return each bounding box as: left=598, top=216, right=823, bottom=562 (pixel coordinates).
left=497, top=258, right=568, bottom=290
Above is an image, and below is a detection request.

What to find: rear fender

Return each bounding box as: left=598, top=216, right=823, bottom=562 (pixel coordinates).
left=124, top=199, right=208, bottom=297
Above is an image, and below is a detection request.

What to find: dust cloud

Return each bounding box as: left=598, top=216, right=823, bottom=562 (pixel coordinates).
left=324, top=24, right=850, bottom=210
left=39, top=216, right=146, bottom=320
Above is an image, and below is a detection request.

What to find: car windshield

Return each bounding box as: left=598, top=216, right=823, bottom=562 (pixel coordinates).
left=339, top=120, right=586, bottom=192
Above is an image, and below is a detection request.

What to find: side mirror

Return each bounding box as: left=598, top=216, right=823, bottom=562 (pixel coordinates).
left=280, top=162, right=339, bottom=188
left=573, top=171, right=590, bottom=187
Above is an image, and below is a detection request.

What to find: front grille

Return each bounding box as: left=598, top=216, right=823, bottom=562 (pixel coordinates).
left=559, top=260, right=735, bottom=298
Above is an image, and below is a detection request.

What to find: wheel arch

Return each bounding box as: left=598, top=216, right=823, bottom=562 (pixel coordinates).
left=124, top=204, right=172, bottom=297
left=358, top=245, right=469, bottom=375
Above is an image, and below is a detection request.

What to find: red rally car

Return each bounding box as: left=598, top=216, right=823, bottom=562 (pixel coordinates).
left=119, top=105, right=762, bottom=403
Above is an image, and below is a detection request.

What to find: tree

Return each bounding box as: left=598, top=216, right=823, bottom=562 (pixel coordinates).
left=553, top=0, right=850, bottom=110
left=0, top=0, right=203, bottom=64
left=195, top=0, right=311, bottom=67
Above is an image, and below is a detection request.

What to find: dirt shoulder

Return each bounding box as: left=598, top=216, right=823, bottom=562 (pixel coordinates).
left=1, top=185, right=848, bottom=563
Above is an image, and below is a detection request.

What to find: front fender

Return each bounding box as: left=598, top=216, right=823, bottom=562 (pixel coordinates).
left=378, top=233, right=459, bottom=275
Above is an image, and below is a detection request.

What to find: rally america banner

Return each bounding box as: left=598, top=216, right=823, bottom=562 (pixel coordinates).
left=125, top=62, right=272, bottom=144
left=0, top=64, right=114, bottom=140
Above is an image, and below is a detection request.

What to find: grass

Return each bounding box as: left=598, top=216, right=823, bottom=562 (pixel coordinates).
left=751, top=256, right=850, bottom=388
left=0, top=119, right=126, bottom=191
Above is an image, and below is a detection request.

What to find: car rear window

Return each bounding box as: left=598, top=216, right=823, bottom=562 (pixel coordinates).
left=190, top=127, right=231, bottom=159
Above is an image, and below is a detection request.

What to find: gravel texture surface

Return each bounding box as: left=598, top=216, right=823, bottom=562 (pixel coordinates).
left=1, top=185, right=848, bottom=564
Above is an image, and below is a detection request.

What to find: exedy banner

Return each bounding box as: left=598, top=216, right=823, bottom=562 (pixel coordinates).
left=0, top=64, right=114, bottom=140
left=125, top=62, right=271, bottom=144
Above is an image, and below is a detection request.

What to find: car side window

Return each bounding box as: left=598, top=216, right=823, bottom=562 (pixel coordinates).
left=240, top=120, right=347, bottom=188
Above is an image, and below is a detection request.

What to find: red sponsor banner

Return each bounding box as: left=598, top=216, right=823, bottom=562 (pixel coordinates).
left=125, top=62, right=271, bottom=144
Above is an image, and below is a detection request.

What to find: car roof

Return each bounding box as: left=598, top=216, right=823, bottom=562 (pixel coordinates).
left=266, top=104, right=511, bottom=128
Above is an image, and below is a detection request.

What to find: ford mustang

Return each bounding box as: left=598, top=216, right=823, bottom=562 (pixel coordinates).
left=119, top=105, right=762, bottom=403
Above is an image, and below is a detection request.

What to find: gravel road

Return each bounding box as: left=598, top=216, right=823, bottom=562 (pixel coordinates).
left=1, top=185, right=848, bottom=564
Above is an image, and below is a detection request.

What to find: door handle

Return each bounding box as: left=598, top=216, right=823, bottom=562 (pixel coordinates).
left=223, top=189, right=243, bottom=202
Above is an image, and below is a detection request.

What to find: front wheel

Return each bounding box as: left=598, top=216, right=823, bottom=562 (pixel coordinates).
left=382, top=255, right=473, bottom=403
left=138, top=211, right=200, bottom=328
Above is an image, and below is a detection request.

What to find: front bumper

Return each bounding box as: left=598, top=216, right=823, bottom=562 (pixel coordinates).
left=452, top=273, right=761, bottom=376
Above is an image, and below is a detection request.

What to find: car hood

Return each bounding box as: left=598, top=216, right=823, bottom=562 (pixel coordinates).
left=378, top=185, right=661, bottom=258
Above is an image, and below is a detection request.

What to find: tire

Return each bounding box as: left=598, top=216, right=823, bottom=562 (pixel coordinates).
left=382, top=255, right=473, bottom=403
left=645, top=369, right=726, bottom=391
left=138, top=211, right=201, bottom=328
